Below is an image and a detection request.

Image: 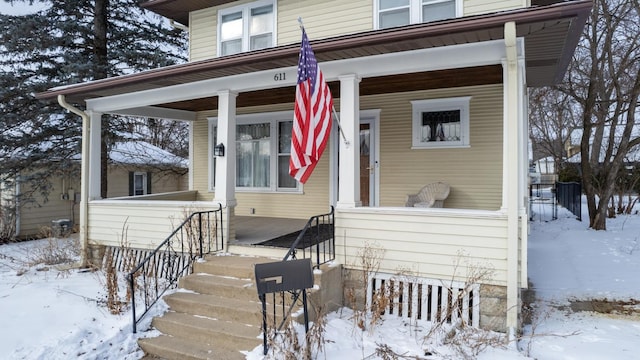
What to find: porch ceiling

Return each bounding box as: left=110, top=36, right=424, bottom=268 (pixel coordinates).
left=161, top=65, right=503, bottom=112
left=36, top=1, right=591, bottom=112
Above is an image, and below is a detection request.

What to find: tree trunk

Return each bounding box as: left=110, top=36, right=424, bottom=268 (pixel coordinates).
left=95, top=0, right=109, bottom=198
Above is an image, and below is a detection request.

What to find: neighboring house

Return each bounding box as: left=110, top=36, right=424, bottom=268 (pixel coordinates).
left=0, top=141, right=187, bottom=239
left=106, top=141, right=188, bottom=198
left=35, top=0, right=591, bottom=334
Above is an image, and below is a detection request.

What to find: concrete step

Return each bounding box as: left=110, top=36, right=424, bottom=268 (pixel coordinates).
left=178, top=273, right=258, bottom=300
left=139, top=255, right=343, bottom=360
left=138, top=335, right=246, bottom=360
left=193, top=255, right=277, bottom=279
left=151, top=312, right=261, bottom=352
left=164, top=291, right=264, bottom=323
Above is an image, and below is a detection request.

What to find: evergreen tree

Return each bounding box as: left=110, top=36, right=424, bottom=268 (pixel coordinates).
left=0, top=0, right=187, bottom=206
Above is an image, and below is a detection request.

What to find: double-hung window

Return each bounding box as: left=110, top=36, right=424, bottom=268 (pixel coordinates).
left=218, top=0, right=275, bottom=56
left=208, top=112, right=300, bottom=192
left=377, top=0, right=459, bottom=29
left=411, top=97, right=471, bottom=149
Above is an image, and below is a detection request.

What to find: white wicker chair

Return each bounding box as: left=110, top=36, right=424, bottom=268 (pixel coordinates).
left=405, top=182, right=450, bottom=208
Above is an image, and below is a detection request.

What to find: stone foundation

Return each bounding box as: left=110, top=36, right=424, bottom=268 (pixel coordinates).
left=85, top=243, right=106, bottom=269
left=342, top=268, right=369, bottom=312
left=479, top=284, right=508, bottom=332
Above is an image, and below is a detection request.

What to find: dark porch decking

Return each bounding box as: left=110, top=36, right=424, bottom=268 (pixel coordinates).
left=233, top=216, right=308, bottom=246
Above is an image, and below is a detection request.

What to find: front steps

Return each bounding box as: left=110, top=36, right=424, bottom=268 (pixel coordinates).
left=138, top=255, right=343, bottom=360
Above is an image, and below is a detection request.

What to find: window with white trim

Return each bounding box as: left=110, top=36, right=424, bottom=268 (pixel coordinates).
left=133, top=172, right=148, bottom=195
left=411, top=97, right=471, bottom=149
left=376, top=0, right=460, bottom=29
left=218, top=0, right=275, bottom=56
left=208, top=113, right=299, bottom=192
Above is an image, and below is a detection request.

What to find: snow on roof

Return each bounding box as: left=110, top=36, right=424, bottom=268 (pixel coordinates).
left=109, top=141, right=187, bottom=168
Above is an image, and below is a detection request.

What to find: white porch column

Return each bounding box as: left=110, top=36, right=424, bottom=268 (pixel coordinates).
left=214, top=90, right=237, bottom=207
left=502, top=21, right=520, bottom=334
left=188, top=120, right=194, bottom=190
left=337, top=74, right=361, bottom=208
left=518, top=59, right=529, bottom=289
left=214, top=90, right=237, bottom=247
left=88, top=111, right=102, bottom=200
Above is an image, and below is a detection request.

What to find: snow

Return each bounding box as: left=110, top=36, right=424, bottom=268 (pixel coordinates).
left=1, top=196, right=639, bottom=359
left=108, top=141, right=188, bottom=168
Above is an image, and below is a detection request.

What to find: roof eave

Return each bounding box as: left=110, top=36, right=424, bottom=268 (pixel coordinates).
left=35, top=0, right=593, bottom=101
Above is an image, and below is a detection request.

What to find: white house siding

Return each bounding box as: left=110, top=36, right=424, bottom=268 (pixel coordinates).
left=463, top=0, right=528, bottom=16
left=335, top=208, right=509, bottom=286
left=189, top=0, right=373, bottom=62
left=87, top=200, right=222, bottom=249
left=362, top=83, right=503, bottom=210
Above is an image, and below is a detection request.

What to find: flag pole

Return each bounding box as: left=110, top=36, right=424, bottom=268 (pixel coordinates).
left=331, top=106, right=350, bottom=147
left=298, top=17, right=350, bottom=148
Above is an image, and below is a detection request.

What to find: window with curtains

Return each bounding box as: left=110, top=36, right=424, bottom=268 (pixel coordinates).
left=236, top=123, right=270, bottom=188
left=208, top=114, right=299, bottom=192
left=376, top=0, right=459, bottom=29
left=218, top=0, right=275, bottom=56
left=411, top=97, right=471, bottom=149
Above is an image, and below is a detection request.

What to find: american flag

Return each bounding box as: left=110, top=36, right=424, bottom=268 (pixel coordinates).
left=289, top=27, right=334, bottom=184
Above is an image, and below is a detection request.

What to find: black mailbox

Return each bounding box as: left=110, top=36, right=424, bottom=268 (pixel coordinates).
left=255, top=258, right=314, bottom=295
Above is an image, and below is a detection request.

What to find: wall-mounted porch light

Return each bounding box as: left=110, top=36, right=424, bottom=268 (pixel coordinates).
left=214, top=143, right=225, bottom=157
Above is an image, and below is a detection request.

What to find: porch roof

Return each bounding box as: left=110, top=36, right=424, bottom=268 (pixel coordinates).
left=36, top=1, right=591, bottom=112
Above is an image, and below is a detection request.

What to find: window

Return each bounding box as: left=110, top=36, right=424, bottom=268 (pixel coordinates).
left=218, top=1, right=275, bottom=56
left=129, top=172, right=150, bottom=196
left=377, top=0, right=459, bottom=29
left=236, top=123, right=271, bottom=188
left=411, top=97, right=471, bottom=149
left=278, top=121, right=296, bottom=189
left=208, top=113, right=299, bottom=192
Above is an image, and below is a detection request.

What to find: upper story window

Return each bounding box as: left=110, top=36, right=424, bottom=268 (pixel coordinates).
left=377, top=0, right=460, bottom=29
left=218, top=0, right=275, bottom=56
left=411, top=97, right=471, bottom=149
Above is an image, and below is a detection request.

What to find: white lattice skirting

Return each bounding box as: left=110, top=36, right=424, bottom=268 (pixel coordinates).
left=367, top=273, right=480, bottom=327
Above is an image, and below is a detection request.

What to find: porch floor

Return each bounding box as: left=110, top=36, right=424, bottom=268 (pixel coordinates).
left=232, top=216, right=307, bottom=246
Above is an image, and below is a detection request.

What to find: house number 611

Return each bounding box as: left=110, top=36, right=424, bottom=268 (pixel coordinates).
left=273, top=72, right=286, bottom=81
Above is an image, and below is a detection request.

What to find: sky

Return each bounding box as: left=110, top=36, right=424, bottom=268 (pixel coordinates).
left=1, top=193, right=639, bottom=359
left=0, top=1, right=47, bottom=15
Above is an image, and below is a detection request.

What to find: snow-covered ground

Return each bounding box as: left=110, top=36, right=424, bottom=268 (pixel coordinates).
left=1, top=196, right=639, bottom=359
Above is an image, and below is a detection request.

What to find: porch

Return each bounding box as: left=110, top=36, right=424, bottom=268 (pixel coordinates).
left=94, top=193, right=520, bottom=332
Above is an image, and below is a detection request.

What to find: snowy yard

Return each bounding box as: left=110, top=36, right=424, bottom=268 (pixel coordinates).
left=1, top=197, right=639, bottom=359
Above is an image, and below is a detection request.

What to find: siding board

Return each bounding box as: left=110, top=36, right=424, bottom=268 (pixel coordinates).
left=336, top=208, right=508, bottom=285
left=463, top=0, right=528, bottom=16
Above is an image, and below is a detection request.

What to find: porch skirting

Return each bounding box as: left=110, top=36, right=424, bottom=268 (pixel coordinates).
left=343, top=268, right=509, bottom=332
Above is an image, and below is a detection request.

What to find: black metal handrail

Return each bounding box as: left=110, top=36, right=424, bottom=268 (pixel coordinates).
left=128, top=204, right=224, bottom=333
left=282, top=205, right=335, bottom=268
left=261, top=206, right=335, bottom=355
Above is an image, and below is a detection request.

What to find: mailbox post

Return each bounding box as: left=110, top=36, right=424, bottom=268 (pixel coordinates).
left=255, top=258, right=314, bottom=355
